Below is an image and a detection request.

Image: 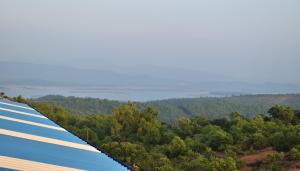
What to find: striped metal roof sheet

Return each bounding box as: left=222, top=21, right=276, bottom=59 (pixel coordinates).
left=0, top=99, right=130, bottom=171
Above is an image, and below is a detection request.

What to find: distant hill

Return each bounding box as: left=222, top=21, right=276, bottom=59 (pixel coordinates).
left=2, top=61, right=300, bottom=96
left=0, top=61, right=168, bottom=87
left=36, top=95, right=123, bottom=114
left=35, top=94, right=300, bottom=123
left=0, top=61, right=231, bottom=88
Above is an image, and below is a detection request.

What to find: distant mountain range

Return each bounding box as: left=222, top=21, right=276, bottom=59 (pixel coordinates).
left=1, top=61, right=300, bottom=95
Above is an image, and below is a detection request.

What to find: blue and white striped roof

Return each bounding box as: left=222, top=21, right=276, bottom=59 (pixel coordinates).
left=0, top=99, right=130, bottom=171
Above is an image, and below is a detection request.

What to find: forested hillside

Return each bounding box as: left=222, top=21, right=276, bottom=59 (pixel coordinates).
left=20, top=98, right=300, bottom=171
left=36, top=94, right=300, bottom=123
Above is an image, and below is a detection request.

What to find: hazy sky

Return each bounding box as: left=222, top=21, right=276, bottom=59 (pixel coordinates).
left=1, top=0, right=300, bottom=84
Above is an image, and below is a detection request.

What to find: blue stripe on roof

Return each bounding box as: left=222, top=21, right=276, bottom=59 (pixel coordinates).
left=0, top=110, right=58, bottom=127
left=0, top=104, right=43, bottom=116
left=0, top=120, right=86, bottom=144
left=0, top=135, right=128, bottom=171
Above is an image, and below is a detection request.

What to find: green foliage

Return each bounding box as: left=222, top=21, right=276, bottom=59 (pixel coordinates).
left=36, top=94, right=300, bottom=123
left=111, top=103, right=161, bottom=144
left=289, top=147, right=300, bottom=160
left=141, top=152, right=175, bottom=171
left=24, top=98, right=300, bottom=171
left=247, top=132, right=268, bottom=150
left=0, top=92, right=5, bottom=98
left=174, top=117, right=194, bottom=138
left=185, top=156, right=211, bottom=171
left=263, top=152, right=285, bottom=164
left=210, top=156, right=238, bottom=171
left=270, top=125, right=300, bottom=151
left=185, top=137, right=208, bottom=154
left=199, top=125, right=233, bottom=151
left=36, top=95, right=123, bottom=115
left=166, top=136, right=187, bottom=158
left=261, top=152, right=285, bottom=171
left=268, top=105, right=295, bottom=123
left=101, top=141, right=146, bottom=167
left=13, top=95, right=26, bottom=103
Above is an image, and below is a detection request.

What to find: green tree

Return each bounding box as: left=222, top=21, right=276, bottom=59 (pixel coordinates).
left=140, top=152, right=175, bottom=171
left=270, top=125, right=300, bottom=151
left=166, top=136, right=187, bottom=158
left=101, top=141, right=147, bottom=168
left=111, top=103, right=140, bottom=140
left=111, top=103, right=161, bottom=144
left=23, top=99, right=300, bottom=171
left=200, top=125, right=233, bottom=151
left=186, top=156, right=212, bottom=171
left=0, top=92, right=5, bottom=98
left=290, top=147, right=300, bottom=160
left=210, top=156, right=238, bottom=171
left=268, top=105, right=295, bottom=123
left=174, top=117, right=194, bottom=138
left=13, top=95, right=26, bottom=103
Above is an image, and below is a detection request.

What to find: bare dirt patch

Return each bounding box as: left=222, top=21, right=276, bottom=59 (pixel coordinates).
left=240, top=147, right=277, bottom=166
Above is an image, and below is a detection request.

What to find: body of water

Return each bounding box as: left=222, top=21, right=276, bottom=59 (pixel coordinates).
left=0, top=85, right=220, bottom=102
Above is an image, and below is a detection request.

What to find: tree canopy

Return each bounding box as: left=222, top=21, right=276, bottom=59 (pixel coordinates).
left=25, top=98, right=300, bottom=171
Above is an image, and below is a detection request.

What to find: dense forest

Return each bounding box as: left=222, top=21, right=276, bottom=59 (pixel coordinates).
left=9, top=94, right=300, bottom=171
left=36, top=94, right=300, bottom=123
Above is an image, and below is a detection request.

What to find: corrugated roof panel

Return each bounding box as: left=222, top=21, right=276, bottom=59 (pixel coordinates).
left=0, top=99, right=130, bottom=171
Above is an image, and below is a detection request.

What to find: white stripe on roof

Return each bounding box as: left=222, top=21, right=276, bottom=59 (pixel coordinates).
left=0, top=155, right=83, bottom=171
left=0, top=101, right=34, bottom=110
left=0, top=115, right=65, bottom=131
left=0, top=129, right=100, bottom=153
left=0, top=107, right=46, bottom=119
